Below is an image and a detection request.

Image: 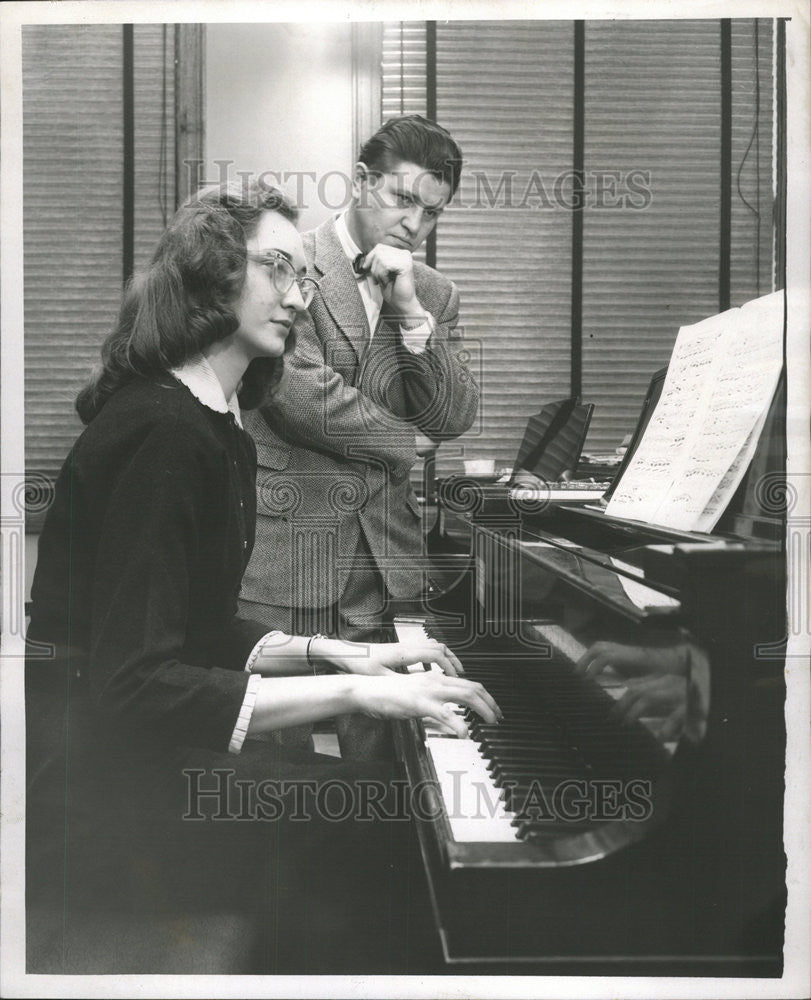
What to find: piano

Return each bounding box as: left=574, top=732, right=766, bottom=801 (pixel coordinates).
left=393, top=377, right=787, bottom=976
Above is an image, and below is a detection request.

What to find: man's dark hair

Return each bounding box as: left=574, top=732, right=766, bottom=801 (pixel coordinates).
left=359, top=114, right=463, bottom=197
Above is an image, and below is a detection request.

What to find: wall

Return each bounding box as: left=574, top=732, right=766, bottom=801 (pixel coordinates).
left=206, top=23, right=355, bottom=233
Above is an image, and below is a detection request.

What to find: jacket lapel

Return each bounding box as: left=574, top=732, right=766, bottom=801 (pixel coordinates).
left=311, top=219, right=370, bottom=362
left=243, top=406, right=282, bottom=446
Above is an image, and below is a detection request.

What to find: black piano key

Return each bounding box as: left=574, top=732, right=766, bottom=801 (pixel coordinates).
left=491, top=756, right=585, bottom=778
left=493, top=759, right=582, bottom=782
left=470, top=723, right=559, bottom=741
left=479, top=730, right=568, bottom=752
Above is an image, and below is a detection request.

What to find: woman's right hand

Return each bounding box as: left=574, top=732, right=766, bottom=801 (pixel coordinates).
left=350, top=672, right=503, bottom=738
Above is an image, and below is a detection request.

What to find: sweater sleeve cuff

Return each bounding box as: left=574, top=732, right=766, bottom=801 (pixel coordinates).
left=244, top=630, right=283, bottom=673
left=228, top=672, right=262, bottom=754
left=399, top=315, right=434, bottom=354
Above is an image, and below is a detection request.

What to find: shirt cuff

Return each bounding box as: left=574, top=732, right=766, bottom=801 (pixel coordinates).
left=244, top=630, right=283, bottom=673
left=399, top=315, right=434, bottom=354
left=228, top=672, right=262, bottom=754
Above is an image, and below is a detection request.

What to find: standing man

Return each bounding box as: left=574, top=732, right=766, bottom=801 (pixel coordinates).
left=239, top=115, right=478, bottom=758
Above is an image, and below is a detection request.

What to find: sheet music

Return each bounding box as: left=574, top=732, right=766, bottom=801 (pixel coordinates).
left=692, top=410, right=770, bottom=532
left=692, top=295, right=784, bottom=531
left=605, top=292, right=783, bottom=531
left=604, top=310, right=727, bottom=521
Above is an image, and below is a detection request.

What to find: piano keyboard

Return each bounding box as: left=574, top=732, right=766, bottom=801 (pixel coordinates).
left=396, top=616, right=518, bottom=841
left=394, top=615, right=668, bottom=845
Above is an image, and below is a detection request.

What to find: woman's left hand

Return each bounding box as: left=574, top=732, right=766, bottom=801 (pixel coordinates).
left=325, top=638, right=465, bottom=678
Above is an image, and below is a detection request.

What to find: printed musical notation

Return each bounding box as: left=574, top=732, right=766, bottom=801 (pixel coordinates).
left=605, top=291, right=783, bottom=532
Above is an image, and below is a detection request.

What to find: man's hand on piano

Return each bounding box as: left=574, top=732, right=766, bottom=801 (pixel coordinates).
left=330, top=638, right=465, bottom=677
left=352, top=673, right=503, bottom=737
left=608, top=673, right=688, bottom=740
left=574, top=639, right=691, bottom=679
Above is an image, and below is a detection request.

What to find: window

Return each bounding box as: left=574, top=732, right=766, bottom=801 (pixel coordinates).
left=22, top=25, right=178, bottom=527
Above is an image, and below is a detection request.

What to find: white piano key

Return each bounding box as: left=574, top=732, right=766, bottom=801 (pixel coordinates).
left=394, top=618, right=429, bottom=642
left=426, top=736, right=519, bottom=843
left=395, top=616, right=519, bottom=842
left=531, top=622, right=587, bottom=664
left=396, top=617, right=443, bottom=675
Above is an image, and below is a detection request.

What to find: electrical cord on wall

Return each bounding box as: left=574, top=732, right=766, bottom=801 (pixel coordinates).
left=735, top=19, right=762, bottom=297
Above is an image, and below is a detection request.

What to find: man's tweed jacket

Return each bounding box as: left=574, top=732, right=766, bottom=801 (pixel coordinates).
left=239, top=217, right=479, bottom=613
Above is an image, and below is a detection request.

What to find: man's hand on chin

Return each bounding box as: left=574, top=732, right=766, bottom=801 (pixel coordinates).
left=361, top=244, right=424, bottom=319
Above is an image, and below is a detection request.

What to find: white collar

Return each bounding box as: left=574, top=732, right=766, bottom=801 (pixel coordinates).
left=170, top=354, right=243, bottom=428
left=334, top=212, right=363, bottom=269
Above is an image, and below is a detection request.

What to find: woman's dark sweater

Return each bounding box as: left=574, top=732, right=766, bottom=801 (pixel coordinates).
left=27, top=375, right=269, bottom=753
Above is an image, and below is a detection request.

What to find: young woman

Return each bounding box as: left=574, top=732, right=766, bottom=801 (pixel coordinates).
left=25, top=181, right=499, bottom=974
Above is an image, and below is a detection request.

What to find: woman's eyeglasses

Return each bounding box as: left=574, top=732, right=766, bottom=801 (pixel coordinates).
left=248, top=251, right=319, bottom=307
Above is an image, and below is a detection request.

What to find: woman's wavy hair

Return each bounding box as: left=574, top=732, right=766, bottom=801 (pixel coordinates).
left=75, top=180, right=298, bottom=424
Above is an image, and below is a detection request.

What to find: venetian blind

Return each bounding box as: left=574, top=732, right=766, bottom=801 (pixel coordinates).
left=382, top=18, right=776, bottom=469
left=23, top=25, right=176, bottom=517
left=382, top=21, right=427, bottom=119
left=581, top=19, right=774, bottom=453
left=383, top=21, right=574, bottom=475
left=434, top=21, right=574, bottom=475
left=581, top=20, right=723, bottom=453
